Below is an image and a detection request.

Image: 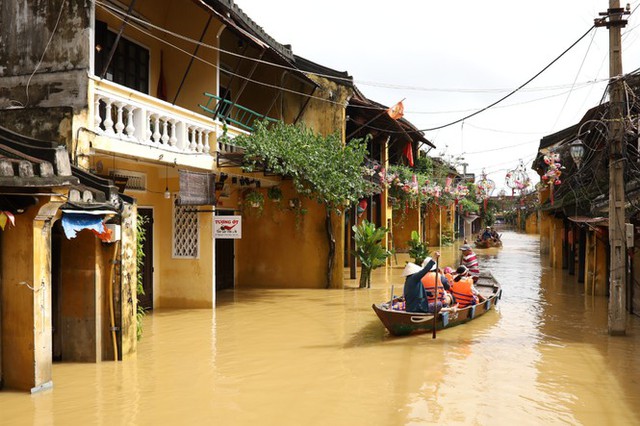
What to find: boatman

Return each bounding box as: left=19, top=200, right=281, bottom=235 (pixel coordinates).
left=459, top=244, right=480, bottom=282
left=402, top=251, right=441, bottom=313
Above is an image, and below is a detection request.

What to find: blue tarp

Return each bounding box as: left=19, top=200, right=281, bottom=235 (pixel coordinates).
left=61, top=213, right=105, bottom=239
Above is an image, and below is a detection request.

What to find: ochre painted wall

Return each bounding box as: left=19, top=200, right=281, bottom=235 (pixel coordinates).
left=392, top=207, right=420, bottom=253
left=584, top=229, right=608, bottom=297
left=236, top=182, right=340, bottom=289
left=550, top=217, right=564, bottom=269
left=1, top=206, right=39, bottom=390
left=101, top=159, right=215, bottom=308
left=0, top=199, right=63, bottom=391
left=525, top=211, right=539, bottom=234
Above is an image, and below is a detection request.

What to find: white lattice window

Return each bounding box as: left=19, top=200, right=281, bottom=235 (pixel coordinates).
left=173, top=199, right=199, bottom=258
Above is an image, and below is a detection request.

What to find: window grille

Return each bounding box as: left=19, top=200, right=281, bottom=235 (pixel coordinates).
left=173, top=198, right=199, bottom=258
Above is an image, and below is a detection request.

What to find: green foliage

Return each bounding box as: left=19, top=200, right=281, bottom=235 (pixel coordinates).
left=228, top=120, right=377, bottom=287
left=135, top=214, right=147, bottom=341
left=243, top=189, right=265, bottom=216
left=267, top=186, right=283, bottom=201
left=352, top=220, right=392, bottom=288
left=440, top=229, right=454, bottom=246
left=230, top=120, right=376, bottom=212
left=459, top=197, right=480, bottom=214
left=407, top=230, right=430, bottom=265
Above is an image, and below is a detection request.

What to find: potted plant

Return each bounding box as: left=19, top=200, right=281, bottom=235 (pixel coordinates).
left=243, top=189, right=264, bottom=215
left=352, top=220, right=391, bottom=288
left=267, top=186, right=283, bottom=202
left=407, top=230, right=430, bottom=266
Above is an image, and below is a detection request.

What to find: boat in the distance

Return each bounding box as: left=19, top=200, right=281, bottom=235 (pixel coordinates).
left=474, top=238, right=503, bottom=249
left=371, top=272, right=502, bottom=336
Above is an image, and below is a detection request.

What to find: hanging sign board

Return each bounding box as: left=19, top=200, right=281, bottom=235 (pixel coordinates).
left=214, top=215, right=242, bottom=239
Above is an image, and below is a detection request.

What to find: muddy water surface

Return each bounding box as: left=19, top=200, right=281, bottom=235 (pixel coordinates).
left=2, top=231, right=640, bottom=425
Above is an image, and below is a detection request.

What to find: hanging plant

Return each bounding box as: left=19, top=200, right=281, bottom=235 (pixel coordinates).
left=288, top=197, right=307, bottom=229
left=243, top=189, right=265, bottom=215
left=267, top=186, right=283, bottom=202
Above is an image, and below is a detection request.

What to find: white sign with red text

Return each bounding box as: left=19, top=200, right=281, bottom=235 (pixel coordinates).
left=214, top=216, right=242, bottom=239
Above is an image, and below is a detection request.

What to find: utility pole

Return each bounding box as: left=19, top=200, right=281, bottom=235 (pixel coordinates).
left=595, top=1, right=629, bottom=335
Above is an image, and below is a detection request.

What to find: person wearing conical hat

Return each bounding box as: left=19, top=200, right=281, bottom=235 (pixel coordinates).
left=402, top=251, right=441, bottom=313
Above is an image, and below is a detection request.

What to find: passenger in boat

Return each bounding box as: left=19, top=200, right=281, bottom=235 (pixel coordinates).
left=420, top=258, right=454, bottom=307
left=450, top=265, right=480, bottom=308
left=481, top=226, right=493, bottom=241
left=402, top=251, right=441, bottom=313
left=490, top=227, right=501, bottom=241
left=459, top=244, right=480, bottom=282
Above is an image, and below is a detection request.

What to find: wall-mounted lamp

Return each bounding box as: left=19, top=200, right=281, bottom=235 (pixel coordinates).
left=164, top=165, right=171, bottom=199
left=570, top=139, right=586, bottom=170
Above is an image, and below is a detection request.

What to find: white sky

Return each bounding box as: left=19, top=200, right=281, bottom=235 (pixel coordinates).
left=234, top=0, right=640, bottom=192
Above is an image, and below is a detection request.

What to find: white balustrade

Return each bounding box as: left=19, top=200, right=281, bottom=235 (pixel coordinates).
left=92, top=81, right=223, bottom=157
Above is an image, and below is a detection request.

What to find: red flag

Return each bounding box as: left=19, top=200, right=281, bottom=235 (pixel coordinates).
left=387, top=101, right=404, bottom=120
left=403, top=142, right=414, bottom=167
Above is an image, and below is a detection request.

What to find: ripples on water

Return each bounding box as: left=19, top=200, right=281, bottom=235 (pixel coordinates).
left=2, top=230, right=640, bottom=426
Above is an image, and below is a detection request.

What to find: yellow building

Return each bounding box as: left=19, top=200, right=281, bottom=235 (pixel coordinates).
left=0, top=0, right=358, bottom=391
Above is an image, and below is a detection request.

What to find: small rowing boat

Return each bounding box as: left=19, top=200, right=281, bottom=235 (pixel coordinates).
left=371, top=271, right=502, bottom=336
left=474, top=239, right=502, bottom=249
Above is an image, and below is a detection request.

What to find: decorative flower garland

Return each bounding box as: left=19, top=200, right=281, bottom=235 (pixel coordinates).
left=541, top=152, right=563, bottom=205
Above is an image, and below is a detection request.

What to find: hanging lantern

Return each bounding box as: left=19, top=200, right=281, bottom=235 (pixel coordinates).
left=476, top=170, right=495, bottom=210
left=505, top=159, right=531, bottom=199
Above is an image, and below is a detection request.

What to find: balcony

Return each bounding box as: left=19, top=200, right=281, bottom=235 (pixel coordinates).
left=89, top=77, right=249, bottom=169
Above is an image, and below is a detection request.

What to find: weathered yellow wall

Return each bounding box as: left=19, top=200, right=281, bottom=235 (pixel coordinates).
left=584, top=229, right=608, bottom=296
left=550, top=217, right=564, bottom=269
left=0, top=200, right=62, bottom=391
left=392, top=207, right=420, bottom=252
left=1, top=206, right=38, bottom=390
left=96, top=158, right=214, bottom=308
left=525, top=211, right=539, bottom=234
left=424, top=203, right=449, bottom=247
left=236, top=182, right=340, bottom=288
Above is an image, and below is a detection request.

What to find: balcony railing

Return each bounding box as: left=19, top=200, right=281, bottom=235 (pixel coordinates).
left=90, top=78, right=247, bottom=157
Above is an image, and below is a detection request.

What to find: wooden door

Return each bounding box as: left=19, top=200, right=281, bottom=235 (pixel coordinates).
left=215, top=210, right=235, bottom=290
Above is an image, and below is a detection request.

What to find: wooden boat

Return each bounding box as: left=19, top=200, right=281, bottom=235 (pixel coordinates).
left=371, top=272, right=502, bottom=336
left=474, top=238, right=503, bottom=249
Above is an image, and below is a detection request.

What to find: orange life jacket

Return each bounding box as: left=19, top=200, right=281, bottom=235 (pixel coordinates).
left=450, top=277, right=478, bottom=308
left=421, top=272, right=446, bottom=304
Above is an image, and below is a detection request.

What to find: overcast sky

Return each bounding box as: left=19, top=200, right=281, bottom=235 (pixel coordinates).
left=235, top=0, right=640, bottom=193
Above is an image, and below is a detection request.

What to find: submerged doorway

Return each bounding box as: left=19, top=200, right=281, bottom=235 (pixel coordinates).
left=138, top=208, right=154, bottom=310
left=215, top=210, right=235, bottom=290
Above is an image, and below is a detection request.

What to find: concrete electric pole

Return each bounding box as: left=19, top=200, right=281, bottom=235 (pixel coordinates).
left=595, top=1, right=629, bottom=335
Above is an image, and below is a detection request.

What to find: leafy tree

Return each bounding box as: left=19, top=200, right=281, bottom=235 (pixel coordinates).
left=353, top=220, right=392, bottom=288
left=229, top=121, right=377, bottom=287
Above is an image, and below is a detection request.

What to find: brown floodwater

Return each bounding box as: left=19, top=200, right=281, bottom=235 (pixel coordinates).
left=2, top=230, right=640, bottom=425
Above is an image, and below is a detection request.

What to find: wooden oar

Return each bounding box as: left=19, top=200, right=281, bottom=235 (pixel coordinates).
left=432, top=257, right=440, bottom=339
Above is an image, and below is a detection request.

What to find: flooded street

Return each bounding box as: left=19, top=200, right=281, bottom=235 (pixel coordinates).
left=3, top=230, right=640, bottom=425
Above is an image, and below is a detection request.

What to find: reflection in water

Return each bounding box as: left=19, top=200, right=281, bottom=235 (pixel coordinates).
left=2, top=231, right=640, bottom=425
